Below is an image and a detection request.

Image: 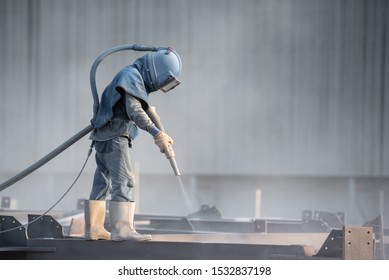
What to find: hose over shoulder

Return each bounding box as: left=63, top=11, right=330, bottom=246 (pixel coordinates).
left=90, top=44, right=159, bottom=121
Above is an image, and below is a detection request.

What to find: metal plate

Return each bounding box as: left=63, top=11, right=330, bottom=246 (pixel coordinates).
left=27, top=215, right=64, bottom=239
left=343, top=226, right=374, bottom=260
left=0, top=215, right=27, bottom=247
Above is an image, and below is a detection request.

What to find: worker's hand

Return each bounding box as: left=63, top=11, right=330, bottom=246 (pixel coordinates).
left=154, top=132, right=174, bottom=155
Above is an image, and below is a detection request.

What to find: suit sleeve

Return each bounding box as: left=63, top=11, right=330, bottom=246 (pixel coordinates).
left=124, top=93, right=160, bottom=136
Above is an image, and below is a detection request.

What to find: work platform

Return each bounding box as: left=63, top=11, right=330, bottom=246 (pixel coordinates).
left=0, top=208, right=382, bottom=260
left=1, top=237, right=313, bottom=260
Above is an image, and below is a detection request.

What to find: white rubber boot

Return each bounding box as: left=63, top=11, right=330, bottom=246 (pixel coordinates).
left=84, top=200, right=111, bottom=240
left=109, top=201, right=152, bottom=241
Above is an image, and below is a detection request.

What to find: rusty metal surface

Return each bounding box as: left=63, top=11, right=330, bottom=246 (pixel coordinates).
left=151, top=233, right=327, bottom=253
left=343, top=226, right=374, bottom=260
left=135, top=214, right=331, bottom=234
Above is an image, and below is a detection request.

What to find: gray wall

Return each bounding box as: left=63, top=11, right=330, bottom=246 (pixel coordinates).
left=0, top=0, right=388, bottom=225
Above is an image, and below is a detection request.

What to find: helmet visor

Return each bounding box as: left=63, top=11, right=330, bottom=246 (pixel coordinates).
left=160, top=76, right=181, bottom=93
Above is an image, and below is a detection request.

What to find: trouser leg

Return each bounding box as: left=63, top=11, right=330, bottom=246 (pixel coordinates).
left=89, top=154, right=111, bottom=200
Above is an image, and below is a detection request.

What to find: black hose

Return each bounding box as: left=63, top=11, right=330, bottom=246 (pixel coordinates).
left=0, top=124, right=93, bottom=192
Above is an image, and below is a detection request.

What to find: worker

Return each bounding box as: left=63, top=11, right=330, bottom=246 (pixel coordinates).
left=84, top=48, right=182, bottom=241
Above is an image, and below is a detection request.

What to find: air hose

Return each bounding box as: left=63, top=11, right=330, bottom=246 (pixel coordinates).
left=0, top=124, right=94, bottom=192
left=89, top=44, right=159, bottom=121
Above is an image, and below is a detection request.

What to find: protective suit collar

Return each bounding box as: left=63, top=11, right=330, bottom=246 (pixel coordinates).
left=115, top=64, right=150, bottom=104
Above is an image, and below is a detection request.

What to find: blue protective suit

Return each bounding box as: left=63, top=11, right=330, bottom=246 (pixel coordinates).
left=90, top=54, right=159, bottom=141
left=89, top=55, right=161, bottom=201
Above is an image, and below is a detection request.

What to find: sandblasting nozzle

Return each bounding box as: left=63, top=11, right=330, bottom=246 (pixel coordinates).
left=168, top=156, right=181, bottom=176
left=164, top=145, right=181, bottom=176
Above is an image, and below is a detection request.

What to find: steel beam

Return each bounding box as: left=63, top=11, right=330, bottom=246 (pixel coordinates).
left=22, top=238, right=310, bottom=260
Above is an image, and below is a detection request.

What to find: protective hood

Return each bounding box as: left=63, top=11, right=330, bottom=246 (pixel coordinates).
left=133, top=55, right=155, bottom=94
left=142, top=48, right=182, bottom=92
